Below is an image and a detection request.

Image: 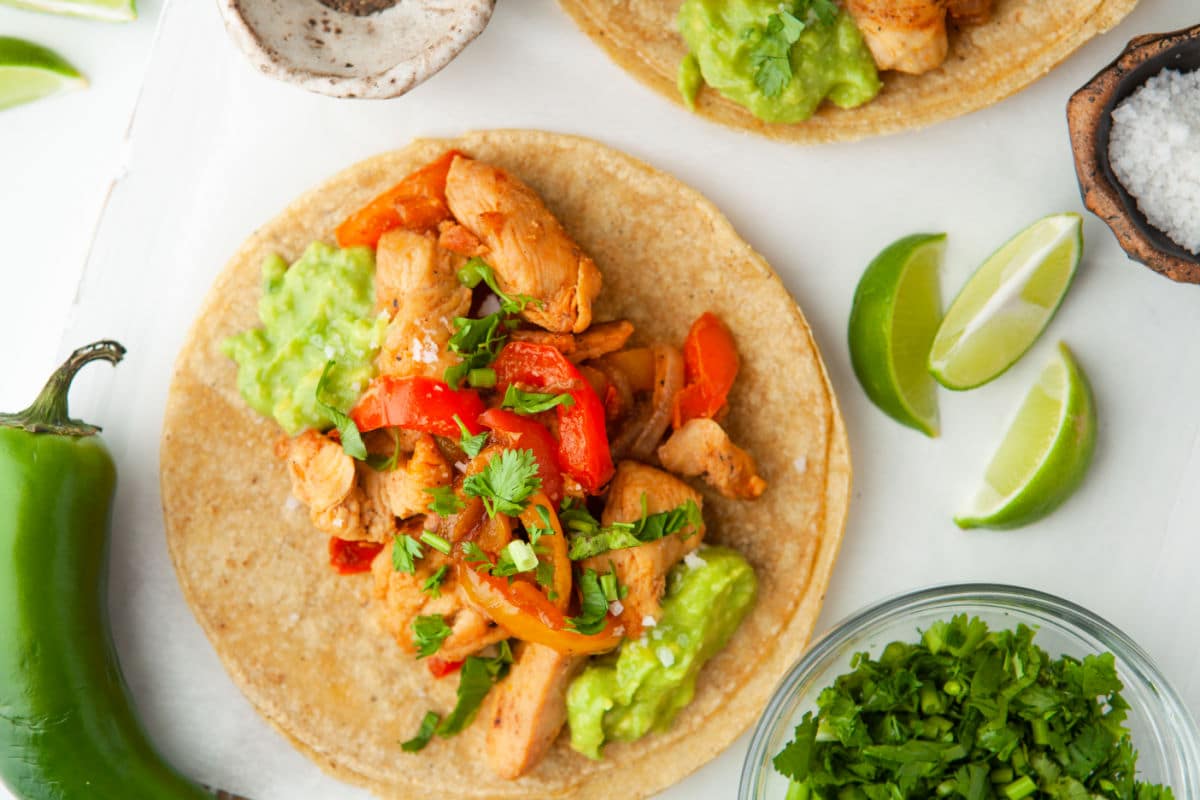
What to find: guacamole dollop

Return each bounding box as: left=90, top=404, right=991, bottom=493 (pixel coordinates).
left=566, top=546, right=757, bottom=759
left=677, top=0, right=880, bottom=123
left=222, top=241, right=385, bottom=435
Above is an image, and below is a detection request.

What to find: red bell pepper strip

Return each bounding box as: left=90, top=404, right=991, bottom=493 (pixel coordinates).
left=478, top=409, right=564, bottom=506
left=673, top=312, right=739, bottom=428
left=351, top=375, right=485, bottom=439
left=328, top=537, right=384, bottom=575
left=334, top=150, right=461, bottom=248
left=426, top=657, right=464, bottom=678
left=491, top=342, right=614, bottom=492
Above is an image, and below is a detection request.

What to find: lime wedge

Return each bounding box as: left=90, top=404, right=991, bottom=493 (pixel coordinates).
left=848, top=233, right=946, bottom=437
left=955, top=343, right=1096, bottom=530
left=0, top=38, right=86, bottom=111
left=0, top=0, right=135, bottom=21
left=929, top=213, right=1083, bottom=390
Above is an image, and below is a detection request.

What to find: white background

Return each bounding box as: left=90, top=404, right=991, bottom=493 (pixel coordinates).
left=3, top=2, right=1200, bottom=798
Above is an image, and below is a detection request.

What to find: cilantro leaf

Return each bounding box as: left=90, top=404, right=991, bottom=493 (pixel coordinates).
left=425, top=485, right=466, bottom=518
left=411, top=614, right=452, bottom=659
left=421, top=564, right=448, bottom=598
left=567, top=568, right=610, bottom=635
left=526, top=504, right=556, bottom=548
left=501, top=385, right=575, bottom=415
left=750, top=11, right=804, bottom=98
left=461, top=541, right=494, bottom=573
left=400, top=711, right=441, bottom=753
left=366, top=430, right=403, bottom=472
left=392, top=534, right=424, bottom=574
left=444, top=312, right=513, bottom=390
left=454, top=414, right=489, bottom=458
left=436, top=642, right=514, bottom=736
left=315, top=361, right=367, bottom=460
left=566, top=497, right=702, bottom=560
left=797, top=0, right=838, bottom=26
left=462, top=448, right=541, bottom=517
left=457, top=258, right=541, bottom=314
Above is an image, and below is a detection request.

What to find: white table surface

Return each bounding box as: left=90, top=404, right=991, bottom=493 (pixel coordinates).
left=3, top=2, right=1200, bottom=799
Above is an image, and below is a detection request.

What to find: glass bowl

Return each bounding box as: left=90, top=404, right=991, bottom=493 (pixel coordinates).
left=739, top=584, right=1200, bottom=799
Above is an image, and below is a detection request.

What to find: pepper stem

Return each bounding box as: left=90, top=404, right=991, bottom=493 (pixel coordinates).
left=0, top=340, right=126, bottom=436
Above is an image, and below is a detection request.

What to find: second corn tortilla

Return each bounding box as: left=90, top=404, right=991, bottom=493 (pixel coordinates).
left=161, top=130, right=851, bottom=798
left=558, top=0, right=1139, bottom=144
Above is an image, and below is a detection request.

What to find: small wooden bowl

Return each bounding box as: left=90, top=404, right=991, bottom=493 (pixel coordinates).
left=1067, top=24, right=1200, bottom=283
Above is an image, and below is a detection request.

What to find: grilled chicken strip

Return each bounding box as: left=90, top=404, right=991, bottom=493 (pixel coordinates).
left=372, top=541, right=508, bottom=662
left=581, top=461, right=705, bottom=634
left=485, top=643, right=586, bottom=780
left=444, top=155, right=602, bottom=333
left=375, top=228, right=471, bottom=379
left=844, top=0, right=949, bottom=75
left=657, top=418, right=767, bottom=500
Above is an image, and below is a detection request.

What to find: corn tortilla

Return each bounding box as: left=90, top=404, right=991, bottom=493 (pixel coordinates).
left=161, top=130, right=851, bottom=798
left=557, top=0, right=1139, bottom=144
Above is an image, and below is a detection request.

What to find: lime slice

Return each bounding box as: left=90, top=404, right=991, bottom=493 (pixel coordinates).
left=929, top=213, right=1083, bottom=390
left=0, top=38, right=86, bottom=111
left=955, top=343, right=1096, bottom=530
left=0, top=0, right=134, bottom=21
left=848, top=233, right=946, bottom=437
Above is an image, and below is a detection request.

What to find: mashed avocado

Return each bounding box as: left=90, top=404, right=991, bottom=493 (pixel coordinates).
left=567, top=547, right=757, bottom=759
left=677, top=0, right=880, bottom=123
left=222, top=241, right=385, bottom=435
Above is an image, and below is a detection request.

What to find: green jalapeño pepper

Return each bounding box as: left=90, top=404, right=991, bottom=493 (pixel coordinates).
left=0, top=341, right=214, bottom=800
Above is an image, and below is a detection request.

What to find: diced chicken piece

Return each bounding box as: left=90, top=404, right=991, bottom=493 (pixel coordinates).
left=844, top=0, right=949, bottom=75
left=581, top=461, right=705, bottom=632
left=372, top=547, right=507, bottom=662
left=375, top=228, right=471, bottom=379
left=657, top=418, right=767, bottom=500
left=571, top=320, right=635, bottom=362
left=380, top=434, right=452, bottom=519
left=444, top=156, right=602, bottom=333
left=509, top=328, right=576, bottom=352
left=279, top=430, right=377, bottom=541
left=485, top=643, right=585, bottom=780
left=946, top=0, right=993, bottom=25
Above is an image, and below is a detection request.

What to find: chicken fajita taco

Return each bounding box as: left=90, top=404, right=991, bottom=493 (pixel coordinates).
left=161, top=130, right=851, bottom=798
left=557, top=0, right=1139, bottom=143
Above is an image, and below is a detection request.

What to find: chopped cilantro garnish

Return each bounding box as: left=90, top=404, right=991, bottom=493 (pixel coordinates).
left=425, top=485, right=466, bottom=518
left=315, top=361, right=367, bottom=460
left=454, top=414, right=489, bottom=458
left=420, top=530, right=452, bottom=555
left=526, top=504, right=556, bottom=548
left=567, top=568, right=610, bottom=635
left=411, top=614, right=452, bottom=659
left=435, top=642, right=514, bottom=736
left=534, top=556, right=556, bottom=599
left=772, top=615, right=1174, bottom=799
left=444, top=312, right=513, bottom=390
left=400, top=710, right=441, bottom=753
left=462, top=448, right=541, bottom=517
left=565, top=497, right=702, bottom=560
left=421, top=564, right=448, bottom=598
left=501, top=385, right=575, bottom=415
left=457, top=258, right=541, bottom=314
left=391, top=534, right=424, bottom=574
left=600, top=568, right=621, bottom=603
left=461, top=541, right=493, bottom=572
left=751, top=11, right=804, bottom=98
left=365, top=429, right=403, bottom=472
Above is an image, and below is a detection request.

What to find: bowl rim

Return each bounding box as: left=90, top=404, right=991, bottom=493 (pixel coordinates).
left=738, top=582, right=1200, bottom=799
left=1066, top=24, right=1200, bottom=282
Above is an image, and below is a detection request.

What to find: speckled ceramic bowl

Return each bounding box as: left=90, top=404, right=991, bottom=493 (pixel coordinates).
left=217, top=0, right=495, bottom=99
left=1067, top=24, right=1200, bottom=283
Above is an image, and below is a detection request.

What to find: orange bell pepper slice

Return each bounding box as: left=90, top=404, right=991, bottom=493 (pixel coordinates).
left=334, top=149, right=462, bottom=248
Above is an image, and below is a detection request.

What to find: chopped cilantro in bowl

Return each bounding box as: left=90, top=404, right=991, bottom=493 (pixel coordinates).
left=738, top=585, right=1200, bottom=800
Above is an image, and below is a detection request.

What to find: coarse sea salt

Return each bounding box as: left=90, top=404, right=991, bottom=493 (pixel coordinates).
left=683, top=551, right=707, bottom=570
left=1108, top=68, right=1200, bottom=254
left=656, top=646, right=676, bottom=668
